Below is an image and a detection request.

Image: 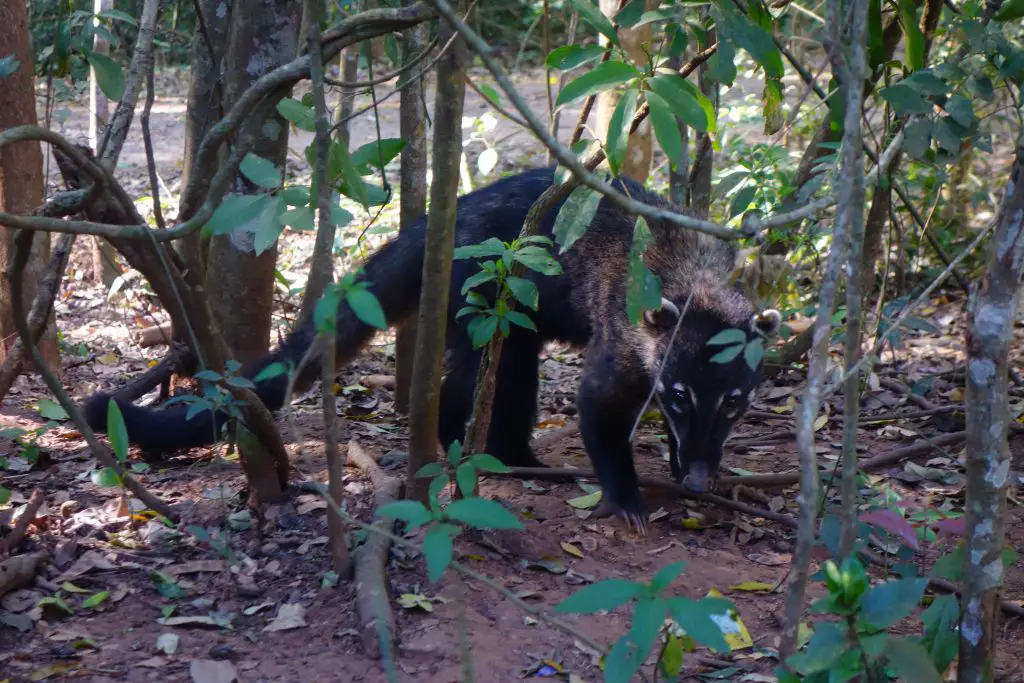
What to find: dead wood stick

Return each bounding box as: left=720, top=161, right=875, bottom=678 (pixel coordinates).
left=878, top=377, right=939, bottom=410
left=348, top=440, right=403, bottom=660
left=135, top=321, right=172, bottom=348
left=859, top=405, right=961, bottom=423
left=496, top=468, right=799, bottom=528
left=0, top=551, right=48, bottom=599
left=0, top=488, right=44, bottom=556
left=532, top=421, right=580, bottom=450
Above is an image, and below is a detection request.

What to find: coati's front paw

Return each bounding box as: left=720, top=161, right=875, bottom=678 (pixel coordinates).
left=593, top=493, right=648, bottom=535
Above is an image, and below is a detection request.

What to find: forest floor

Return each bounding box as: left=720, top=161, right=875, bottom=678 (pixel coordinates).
left=1, top=63, right=1023, bottom=683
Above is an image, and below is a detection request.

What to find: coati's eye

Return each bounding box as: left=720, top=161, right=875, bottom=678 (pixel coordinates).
left=721, top=389, right=745, bottom=418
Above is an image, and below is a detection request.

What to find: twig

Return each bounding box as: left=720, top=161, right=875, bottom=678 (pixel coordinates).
left=140, top=50, right=166, bottom=231
left=0, top=552, right=48, bottom=599
left=349, top=440, right=402, bottom=661
left=465, top=76, right=528, bottom=128
left=324, top=35, right=438, bottom=89
left=878, top=377, right=939, bottom=410
left=0, top=489, right=45, bottom=556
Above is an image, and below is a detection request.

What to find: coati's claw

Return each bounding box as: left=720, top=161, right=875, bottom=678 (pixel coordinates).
left=593, top=497, right=648, bottom=535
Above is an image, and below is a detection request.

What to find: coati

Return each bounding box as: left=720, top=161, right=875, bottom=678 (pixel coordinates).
left=83, top=167, right=780, bottom=531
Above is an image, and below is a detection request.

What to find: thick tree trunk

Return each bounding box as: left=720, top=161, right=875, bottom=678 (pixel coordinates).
left=394, top=16, right=429, bottom=415
left=593, top=0, right=658, bottom=183
left=0, top=0, right=59, bottom=370
left=405, top=0, right=467, bottom=503
left=205, top=0, right=303, bottom=365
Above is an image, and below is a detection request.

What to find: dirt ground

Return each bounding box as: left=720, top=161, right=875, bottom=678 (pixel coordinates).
left=1, top=64, right=1023, bottom=683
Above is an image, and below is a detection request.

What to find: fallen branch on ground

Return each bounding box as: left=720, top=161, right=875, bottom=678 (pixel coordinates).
left=0, top=551, right=48, bottom=599
left=348, top=440, right=402, bottom=661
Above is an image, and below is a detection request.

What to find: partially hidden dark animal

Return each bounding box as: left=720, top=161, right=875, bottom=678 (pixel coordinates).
left=83, top=167, right=780, bottom=531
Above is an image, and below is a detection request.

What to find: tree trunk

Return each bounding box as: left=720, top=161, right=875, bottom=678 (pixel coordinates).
left=958, top=140, right=1024, bottom=683
left=688, top=18, right=715, bottom=218
left=0, top=0, right=59, bottom=370
left=394, top=16, right=429, bottom=415
left=593, top=0, right=658, bottom=183
left=205, top=0, right=303, bottom=365
left=405, top=0, right=467, bottom=503
left=88, top=0, right=121, bottom=287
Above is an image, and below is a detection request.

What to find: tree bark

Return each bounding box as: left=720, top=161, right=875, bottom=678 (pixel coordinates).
left=88, top=0, right=121, bottom=287
left=0, top=0, right=59, bottom=370
left=205, top=0, right=303, bottom=365
left=958, top=140, right=1024, bottom=683
left=688, top=17, right=715, bottom=218
left=394, top=15, right=429, bottom=415
left=405, top=0, right=467, bottom=503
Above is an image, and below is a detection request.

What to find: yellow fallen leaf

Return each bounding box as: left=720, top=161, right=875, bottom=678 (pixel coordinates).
left=679, top=518, right=703, bottom=530
left=567, top=490, right=602, bottom=509
left=728, top=581, right=776, bottom=592
left=96, top=353, right=119, bottom=365
left=561, top=541, right=584, bottom=558
left=813, top=413, right=828, bottom=432
left=704, top=588, right=754, bottom=650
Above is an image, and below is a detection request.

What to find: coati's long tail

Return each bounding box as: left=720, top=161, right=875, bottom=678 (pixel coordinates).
left=82, top=227, right=426, bottom=456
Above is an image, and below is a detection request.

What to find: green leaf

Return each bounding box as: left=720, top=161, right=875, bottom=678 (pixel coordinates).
left=665, top=22, right=688, bottom=58
left=0, top=486, right=12, bottom=504
left=86, top=52, right=125, bottom=100
left=505, top=276, right=539, bottom=310
left=454, top=237, right=507, bottom=261
left=329, top=140, right=370, bottom=209
left=626, top=217, right=662, bottom=326
left=629, top=597, right=668, bottom=661
left=570, top=0, right=620, bottom=46
left=469, top=314, right=499, bottom=348
left=467, top=453, right=509, bottom=473
left=461, top=269, right=497, bottom=296
left=554, top=579, right=643, bottom=614
left=281, top=185, right=311, bottom=206
left=905, top=70, right=949, bottom=96
left=884, top=637, right=944, bottom=683
left=710, top=344, right=744, bottom=364
left=253, top=195, right=285, bottom=255
left=607, top=87, right=639, bottom=176
left=554, top=60, right=640, bottom=110
left=416, top=462, right=445, bottom=479
left=83, top=591, right=110, bottom=609
left=904, top=118, right=933, bottom=159
left=504, top=310, right=537, bottom=332
left=253, top=362, right=287, bottom=382
left=898, top=0, right=925, bottom=71
left=879, top=83, right=933, bottom=115
left=36, top=398, right=68, bottom=421
left=423, top=525, right=455, bottom=582
left=715, top=5, right=783, bottom=78
left=106, top=399, right=129, bottom=463
left=350, top=138, right=406, bottom=174
left=0, top=55, right=20, bottom=79
left=377, top=500, right=431, bottom=528
left=446, top=440, right=463, bottom=466
left=91, top=467, right=122, bottom=488
left=239, top=153, right=282, bottom=189
left=276, top=98, right=316, bottom=132
left=785, top=622, right=847, bottom=674
left=868, top=0, right=884, bottom=69
left=743, top=337, right=764, bottom=370
left=648, top=74, right=709, bottom=133
left=513, top=248, right=562, bottom=275
left=614, top=0, right=646, bottom=27
left=346, top=287, right=388, bottom=330
left=553, top=186, right=602, bottom=253
left=314, top=286, right=341, bottom=334
left=279, top=206, right=315, bottom=231
left=428, top=474, right=450, bottom=510
left=455, top=462, right=476, bottom=497
left=204, top=193, right=271, bottom=236
left=445, top=497, right=523, bottom=529
left=706, top=37, right=737, bottom=85
left=994, top=0, right=1024, bottom=20
left=650, top=561, right=686, bottom=593
left=667, top=596, right=730, bottom=652
left=943, top=94, right=974, bottom=128
left=646, top=92, right=684, bottom=173
left=545, top=44, right=606, bottom=71
left=859, top=577, right=928, bottom=629
left=605, top=634, right=644, bottom=683
left=762, top=78, right=784, bottom=136
left=729, top=184, right=757, bottom=219
left=707, top=328, right=746, bottom=346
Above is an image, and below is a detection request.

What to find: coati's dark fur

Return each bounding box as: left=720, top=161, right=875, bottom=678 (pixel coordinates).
left=83, top=167, right=778, bottom=530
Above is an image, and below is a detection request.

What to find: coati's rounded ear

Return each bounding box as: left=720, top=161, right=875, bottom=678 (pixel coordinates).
left=751, top=309, right=782, bottom=338
left=644, top=297, right=680, bottom=328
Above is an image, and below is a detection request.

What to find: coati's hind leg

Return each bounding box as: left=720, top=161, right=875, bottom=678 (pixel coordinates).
left=438, top=341, right=477, bottom=454
left=485, top=336, right=544, bottom=468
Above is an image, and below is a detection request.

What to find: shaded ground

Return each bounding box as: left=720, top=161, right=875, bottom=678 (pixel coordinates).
left=1, top=64, right=1023, bottom=683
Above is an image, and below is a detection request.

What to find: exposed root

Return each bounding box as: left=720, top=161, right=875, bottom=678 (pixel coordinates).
left=348, top=440, right=403, bottom=661
left=0, top=552, right=48, bottom=599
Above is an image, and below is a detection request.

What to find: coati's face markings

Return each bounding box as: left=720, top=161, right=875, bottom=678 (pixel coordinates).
left=644, top=298, right=783, bottom=494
